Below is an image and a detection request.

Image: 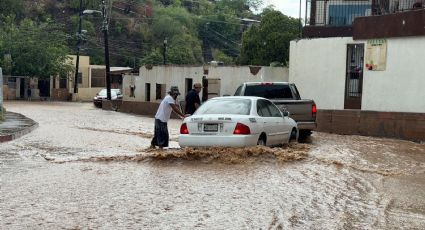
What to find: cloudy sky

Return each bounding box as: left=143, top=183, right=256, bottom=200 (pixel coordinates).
left=260, top=0, right=306, bottom=18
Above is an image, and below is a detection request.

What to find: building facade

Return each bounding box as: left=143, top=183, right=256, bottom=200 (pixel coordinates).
left=117, top=65, right=289, bottom=116
left=290, top=1, right=425, bottom=141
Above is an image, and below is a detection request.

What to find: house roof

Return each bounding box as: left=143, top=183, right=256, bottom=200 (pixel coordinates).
left=89, top=65, right=133, bottom=73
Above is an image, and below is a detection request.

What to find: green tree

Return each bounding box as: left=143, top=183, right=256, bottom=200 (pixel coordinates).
left=140, top=49, right=163, bottom=65
left=215, top=0, right=262, bottom=17
left=239, top=9, right=300, bottom=66
left=0, top=0, right=24, bottom=19
left=67, top=0, right=100, bottom=10
left=140, top=5, right=202, bottom=65
left=0, top=18, right=73, bottom=79
left=213, top=49, right=235, bottom=64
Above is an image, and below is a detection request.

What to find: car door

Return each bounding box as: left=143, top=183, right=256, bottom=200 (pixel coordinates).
left=256, top=99, right=276, bottom=146
left=264, top=100, right=290, bottom=144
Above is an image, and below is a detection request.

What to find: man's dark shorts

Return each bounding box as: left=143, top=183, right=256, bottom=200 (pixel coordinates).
left=151, top=119, right=169, bottom=147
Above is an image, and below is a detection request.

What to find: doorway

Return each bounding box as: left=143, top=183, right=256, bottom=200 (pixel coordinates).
left=185, top=78, right=193, bottom=94
left=38, top=79, right=50, bottom=97
left=20, top=78, right=25, bottom=99
left=344, top=44, right=364, bottom=109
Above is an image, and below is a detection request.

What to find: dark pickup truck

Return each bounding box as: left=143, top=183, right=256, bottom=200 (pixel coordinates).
left=234, top=82, right=317, bottom=139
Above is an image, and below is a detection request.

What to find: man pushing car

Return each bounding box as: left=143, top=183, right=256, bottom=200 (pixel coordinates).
left=150, top=86, right=187, bottom=149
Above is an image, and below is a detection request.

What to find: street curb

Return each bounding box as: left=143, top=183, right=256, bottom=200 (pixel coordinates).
left=0, top=112, right=39, bottom=143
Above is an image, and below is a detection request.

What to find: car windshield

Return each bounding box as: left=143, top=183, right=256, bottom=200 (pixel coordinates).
left=245, top=84, right=293, bottom=99
left=195, top=99, right=251, bottom=115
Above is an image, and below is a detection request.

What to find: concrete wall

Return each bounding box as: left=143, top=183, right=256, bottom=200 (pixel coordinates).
left=290, top=37, right=349, bottom=110
left=67, top=55, right=91, bottom=89
left=207, top=66, right=289, bottom=96
left=0, top=68, right=3, bottom=112
left=122, top=66, right=289, bottom=102
left=77, top=87, right=103, bottom=101
left=317, top=109, right=425, bottom=142
left=125, top=66, right=204, bottom=103
left=289, top=36, right=425, bottom=113
left=361, top=36, right=425, bottom=113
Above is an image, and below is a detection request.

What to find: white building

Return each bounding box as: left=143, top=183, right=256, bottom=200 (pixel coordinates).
left=117, top=65, right=289, bottom=116
left=290, top=1, right=424, bottom=141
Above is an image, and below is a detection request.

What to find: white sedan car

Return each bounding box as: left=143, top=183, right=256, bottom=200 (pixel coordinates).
left=178, top=96, right=298, bottom=147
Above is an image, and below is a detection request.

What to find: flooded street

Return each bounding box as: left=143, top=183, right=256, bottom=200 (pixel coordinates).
left=1, top=101, right=424, bottom=229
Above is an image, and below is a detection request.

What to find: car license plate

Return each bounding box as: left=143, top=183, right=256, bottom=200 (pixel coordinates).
left=203, top=123, right=218, bottom=132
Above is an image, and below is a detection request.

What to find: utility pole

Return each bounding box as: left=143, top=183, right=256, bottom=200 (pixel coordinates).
left=102, top=0, right=112, bottom=100
left=74, top=0, right=82, bottom=94
left=163, top=38, right=167, bottom=65
left=299, top=0, right=302, bottom=38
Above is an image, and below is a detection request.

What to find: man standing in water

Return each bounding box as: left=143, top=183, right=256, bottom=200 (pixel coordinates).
left=185, top=83, right=202, bottom=115
left=150, top=86, right=186, bottom=149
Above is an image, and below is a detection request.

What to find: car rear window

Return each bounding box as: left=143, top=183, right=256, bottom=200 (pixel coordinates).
left=195, top=99, right=251, bottom=115
left=244, top=84, right=293, bottom=99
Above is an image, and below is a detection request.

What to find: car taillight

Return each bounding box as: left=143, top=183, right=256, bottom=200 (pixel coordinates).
left=180, top=123, right=189, bottom=134
left=233, top=123, right=251, bottom=135
left=312, top=104, right=317, bottom=116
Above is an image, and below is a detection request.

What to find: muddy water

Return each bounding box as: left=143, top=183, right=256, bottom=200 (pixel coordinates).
left=1, top=101, right=425, bottom=229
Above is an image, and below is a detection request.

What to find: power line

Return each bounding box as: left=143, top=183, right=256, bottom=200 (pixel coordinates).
left=206, top=27, right=241, bottom=45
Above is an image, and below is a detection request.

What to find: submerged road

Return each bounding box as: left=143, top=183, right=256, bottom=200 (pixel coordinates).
left=1, top=101, right=424, bottom=229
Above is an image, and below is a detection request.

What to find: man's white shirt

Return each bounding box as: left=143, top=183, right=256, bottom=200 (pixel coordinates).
left=155, top=95, right=176, bottom=122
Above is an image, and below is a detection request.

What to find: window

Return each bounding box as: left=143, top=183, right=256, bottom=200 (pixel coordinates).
left=234, top=85, right=243, bottom=96
left=78, top=72, right=82, bottom=84
left=290, top=84, right=301, bottom=100
left=195, top=99, right=251, bottom=115
left=8, top=77, right=16, bottom=89
left=257, top=100, right=272, bottom=117
left=264, top=100, right=282, bottom=117
left=59, top=77, right=67, bottom=89
left=156, top=84, right=166, bottom=100
left=245, top=84, right=293, bottom=99
left=91, top=69, right=105, bottom=87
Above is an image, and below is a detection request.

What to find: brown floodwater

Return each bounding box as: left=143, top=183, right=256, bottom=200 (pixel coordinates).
left=1, top=101, right=424, bottom=229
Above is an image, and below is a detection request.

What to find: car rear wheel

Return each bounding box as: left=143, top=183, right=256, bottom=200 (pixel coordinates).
left=299, top=130, right=312, bottom=141
left=257, top=135, right=266, bottom=146
left=289, top=128, right=298, bottom=143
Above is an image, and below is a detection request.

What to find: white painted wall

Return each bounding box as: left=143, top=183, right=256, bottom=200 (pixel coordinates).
left=289, top=36, right=425, bottom=113
left=207, top=66, right=289, bottom=96
left=123, top=66, right=289, bottom=102
left=77, top=87, right=104, bottom=101
left=361, top=36, right=425, bottom=113
left=290, top=37, right=350, bottom=110
left=123, top=66, right=204, bottom=102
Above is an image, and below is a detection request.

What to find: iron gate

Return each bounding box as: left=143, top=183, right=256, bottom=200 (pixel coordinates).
left=344, top=44, right=364, bottom=109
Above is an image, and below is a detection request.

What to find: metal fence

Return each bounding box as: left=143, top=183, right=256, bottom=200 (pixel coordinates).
left=372, top=0, right=424, bottom=15
left=306, top=0, right=424, bottom=26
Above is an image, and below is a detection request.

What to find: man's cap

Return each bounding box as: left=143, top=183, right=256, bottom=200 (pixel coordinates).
left=169, top=86, right=181, bottom=95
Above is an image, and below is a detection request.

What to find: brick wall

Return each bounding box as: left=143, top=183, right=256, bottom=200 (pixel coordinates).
left=317, top=110, right=425, bottom=142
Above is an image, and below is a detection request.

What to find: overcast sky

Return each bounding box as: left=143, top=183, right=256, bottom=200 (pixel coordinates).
left=260, top=0, right=306, bottom=18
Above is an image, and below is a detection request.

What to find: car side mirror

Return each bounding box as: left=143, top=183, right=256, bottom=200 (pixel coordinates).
left=282, top=111, right=290, bottom=117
